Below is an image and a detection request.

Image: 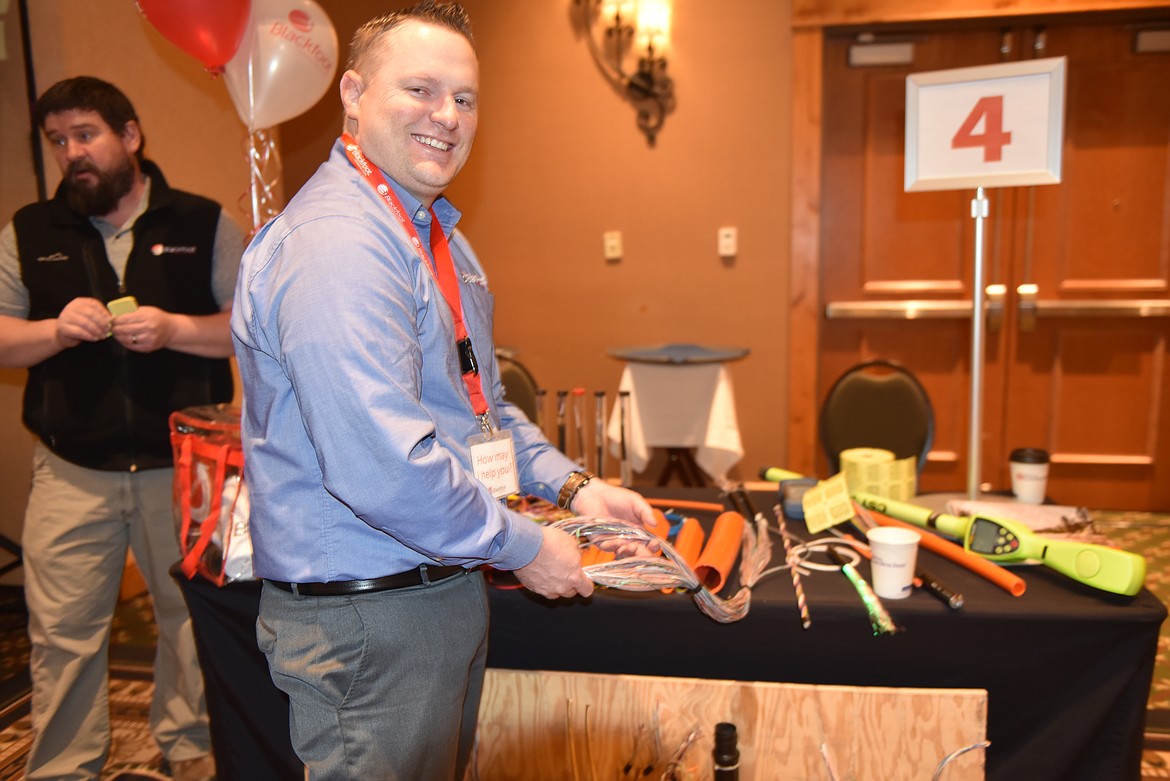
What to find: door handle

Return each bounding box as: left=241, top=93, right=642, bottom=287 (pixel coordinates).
left=1017, top=283, right=1038, bottom=332
left=825, top=292, right=1005, bottom=323
left=1016, top=283, right=1170, bottom=331
left=1034, top=300, right=1170, bottom=317
left=986, top=284, right=1006, bottom=333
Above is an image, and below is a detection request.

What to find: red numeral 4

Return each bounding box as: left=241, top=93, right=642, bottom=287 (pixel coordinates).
left=951, top=95, right=1012, bottom=163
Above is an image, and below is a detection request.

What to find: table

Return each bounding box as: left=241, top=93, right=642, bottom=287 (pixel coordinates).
left=486, top=488, right=1167, bottom=781
left=605, top=344, right=748, bottom=484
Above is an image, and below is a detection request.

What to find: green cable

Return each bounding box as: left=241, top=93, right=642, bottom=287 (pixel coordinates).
left=828, top=547, right=901, bottom=637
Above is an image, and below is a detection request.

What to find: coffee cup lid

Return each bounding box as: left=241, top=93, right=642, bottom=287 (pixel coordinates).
left=1009, top=447, right=1049, bottom=464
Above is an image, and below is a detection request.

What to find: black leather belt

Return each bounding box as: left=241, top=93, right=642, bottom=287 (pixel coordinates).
left=267, top=564, right=466, bottom=596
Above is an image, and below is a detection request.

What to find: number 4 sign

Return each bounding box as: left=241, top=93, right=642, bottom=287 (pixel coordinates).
left=905, top=57, right=1066, bottom=192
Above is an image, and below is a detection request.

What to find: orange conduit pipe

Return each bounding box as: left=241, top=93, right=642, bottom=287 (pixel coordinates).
left=647, top=509, right=671, bottom=542
left=694, top=511, right=745, bottom=592
left=579, top=546, right=603, bottom=567
left=646, top=497, right=727, bottom=514
left=663, top=517, right=707, bottom=594
left=673, top=517, right=706, bottom=569
left=868, top=509, right=1026, bottom=597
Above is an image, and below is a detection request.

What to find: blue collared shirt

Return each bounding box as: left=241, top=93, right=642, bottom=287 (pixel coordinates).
left=231, top=140, right=575, bottom=582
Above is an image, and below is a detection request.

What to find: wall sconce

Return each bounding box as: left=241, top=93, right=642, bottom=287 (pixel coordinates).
left=575, top=0, right=676, bottom=146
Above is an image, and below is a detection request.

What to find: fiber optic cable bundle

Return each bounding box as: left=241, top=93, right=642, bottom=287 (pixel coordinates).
left=552, top=513, right=772, bottom=623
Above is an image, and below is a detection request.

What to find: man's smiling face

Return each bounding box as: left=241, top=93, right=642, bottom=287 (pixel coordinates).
left=342, top=19, right=478, bottom=207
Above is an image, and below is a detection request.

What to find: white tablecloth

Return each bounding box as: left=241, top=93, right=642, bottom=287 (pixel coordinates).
left=606, top=362, right=744, bottom=481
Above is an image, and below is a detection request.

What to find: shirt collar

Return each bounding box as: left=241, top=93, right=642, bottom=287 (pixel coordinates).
left=334, top=139, right=462, bottom=236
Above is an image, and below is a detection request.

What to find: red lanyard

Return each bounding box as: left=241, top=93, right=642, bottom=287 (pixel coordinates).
left=341, top=134, right=491, bottom=427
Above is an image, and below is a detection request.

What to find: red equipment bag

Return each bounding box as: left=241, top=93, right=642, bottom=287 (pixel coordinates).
left=169, top=404, right=250, bottom=586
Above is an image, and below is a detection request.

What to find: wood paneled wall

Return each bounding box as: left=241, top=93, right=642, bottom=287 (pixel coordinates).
left=784, top=0, right=1170, bottom=477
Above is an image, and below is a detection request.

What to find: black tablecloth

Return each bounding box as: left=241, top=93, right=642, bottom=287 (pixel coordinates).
left=485, top=488, right=1167, bottom=781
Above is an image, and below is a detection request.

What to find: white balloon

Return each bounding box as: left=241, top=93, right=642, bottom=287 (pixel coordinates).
left=223, top=0, right=339, bottom=130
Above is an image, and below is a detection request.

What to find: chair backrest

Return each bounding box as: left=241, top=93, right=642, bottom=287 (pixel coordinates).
left=497, top=352, right=541, bottom=424
left=819, top=359, right=934, bottom=477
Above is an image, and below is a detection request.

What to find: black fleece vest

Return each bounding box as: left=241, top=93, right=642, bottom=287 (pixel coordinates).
left=12, top=161, right=233, bottom=471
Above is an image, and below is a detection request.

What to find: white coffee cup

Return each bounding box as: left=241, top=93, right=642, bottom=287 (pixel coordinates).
left=866, top=526, right=920, bottom=600
left=1009, top=447, right=1050, bottom=505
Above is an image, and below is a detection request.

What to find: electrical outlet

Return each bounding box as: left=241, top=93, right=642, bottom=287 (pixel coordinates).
left=718, top=227, right=737, bottom=258
left=603, top=230, right=623, bottom=261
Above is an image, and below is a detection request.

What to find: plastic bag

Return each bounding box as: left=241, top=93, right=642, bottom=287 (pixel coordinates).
left=170, top=404, right=251, bottom=585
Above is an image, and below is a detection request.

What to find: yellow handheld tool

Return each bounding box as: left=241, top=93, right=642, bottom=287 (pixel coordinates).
left=852, top=491, right=1146, bottom=596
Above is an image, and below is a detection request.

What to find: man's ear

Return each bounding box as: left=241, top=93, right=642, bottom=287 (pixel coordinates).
left=339, top=70, right=364, bottom=121
left=120, top=119, right=142, bottom=156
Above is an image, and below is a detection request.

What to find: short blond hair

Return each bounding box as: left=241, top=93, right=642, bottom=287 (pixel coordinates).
left=347, top=1, right=474, bottom=78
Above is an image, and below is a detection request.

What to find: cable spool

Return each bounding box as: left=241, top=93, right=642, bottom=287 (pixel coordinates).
left=840, top=447, right=893, bottom=492
left=840, top=447, right=916, bottom=500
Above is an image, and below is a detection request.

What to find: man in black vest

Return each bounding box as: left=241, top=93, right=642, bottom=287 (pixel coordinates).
left=0, top=77, right=239, bottom=781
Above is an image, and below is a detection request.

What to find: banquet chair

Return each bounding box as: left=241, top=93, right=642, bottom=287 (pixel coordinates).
left=819, top=359, right=934, bottom=478
left=496, top=351, right=542, bottom=425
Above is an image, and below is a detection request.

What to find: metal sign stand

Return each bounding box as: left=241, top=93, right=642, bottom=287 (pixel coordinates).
left=967, top=187, right=989, bottom=499
left=904, top=57, right=1065, bottom=499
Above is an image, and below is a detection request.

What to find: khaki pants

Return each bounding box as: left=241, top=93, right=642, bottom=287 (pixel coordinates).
left=21, top=443, right=210, bottom=780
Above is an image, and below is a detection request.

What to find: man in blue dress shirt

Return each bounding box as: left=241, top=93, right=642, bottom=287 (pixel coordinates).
left=230, top=2, right=657, bottom=779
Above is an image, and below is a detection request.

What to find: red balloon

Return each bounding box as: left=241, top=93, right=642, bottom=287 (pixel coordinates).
left=135, top=0, right=252, bottom=71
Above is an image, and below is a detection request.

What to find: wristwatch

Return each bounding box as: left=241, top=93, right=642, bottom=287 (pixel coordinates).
left=556, top=470, right=598, bottom=510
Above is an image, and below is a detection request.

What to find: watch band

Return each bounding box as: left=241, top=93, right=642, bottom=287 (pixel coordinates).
left=557, top=470, right=598, bottom=510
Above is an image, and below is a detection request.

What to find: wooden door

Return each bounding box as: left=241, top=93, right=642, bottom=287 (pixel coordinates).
left=819, top=16, right=1170, bottom=510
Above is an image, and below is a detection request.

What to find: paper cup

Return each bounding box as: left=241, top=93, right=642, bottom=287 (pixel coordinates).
left=866, top=526, right=920, bottom=600
left=1009, top=447, right=1050, bottom=505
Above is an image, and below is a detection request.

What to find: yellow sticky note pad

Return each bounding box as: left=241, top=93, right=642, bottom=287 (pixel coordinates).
left=802, top=472, right=857, bottom=534
left=107, top=296, right=138, bottom=317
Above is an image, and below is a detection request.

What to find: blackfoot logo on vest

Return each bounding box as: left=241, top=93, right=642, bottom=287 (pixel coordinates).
left=151, top=244, right=197, bottom=255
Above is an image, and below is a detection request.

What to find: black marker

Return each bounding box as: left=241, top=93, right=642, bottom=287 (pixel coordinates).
left=916, top=567, right=964, bottom=609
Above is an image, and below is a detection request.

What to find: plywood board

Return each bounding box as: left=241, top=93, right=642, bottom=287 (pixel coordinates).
left=474, top=669, right=987, bottom=780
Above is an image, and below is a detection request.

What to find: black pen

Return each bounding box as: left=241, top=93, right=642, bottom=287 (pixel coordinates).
left=916, top=567, right=964, bottom=609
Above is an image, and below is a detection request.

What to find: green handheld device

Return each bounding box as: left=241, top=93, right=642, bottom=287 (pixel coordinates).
left=851, top=491, right=1146, bottom=596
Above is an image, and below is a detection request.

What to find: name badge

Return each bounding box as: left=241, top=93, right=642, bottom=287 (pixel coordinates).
left=469, top=429, right=519, bottom=499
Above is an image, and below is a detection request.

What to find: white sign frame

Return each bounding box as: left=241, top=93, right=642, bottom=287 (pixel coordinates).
left=905, top=57, right=1066, bottom=192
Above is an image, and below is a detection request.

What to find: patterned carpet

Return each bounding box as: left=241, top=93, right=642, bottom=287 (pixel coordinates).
left=1088, top=511, right=1170, bottom=780
left=0, top=591, right=161, bottom=779
left=1094, top=512, right=1170, bottom=716
left=0, top=675, right=164, bottom=779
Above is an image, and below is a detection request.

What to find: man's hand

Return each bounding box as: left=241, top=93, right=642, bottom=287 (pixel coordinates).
left=513, top=524, right=594, bottom=600
left=55, top=297, right=111, bottom=348
left=110, top=305, right=174, bottom=352
left=571, top=480, right=663, bottom=557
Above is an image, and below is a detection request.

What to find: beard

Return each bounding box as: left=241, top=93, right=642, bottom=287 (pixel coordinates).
left=63, top=153, right=138, bottom=217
